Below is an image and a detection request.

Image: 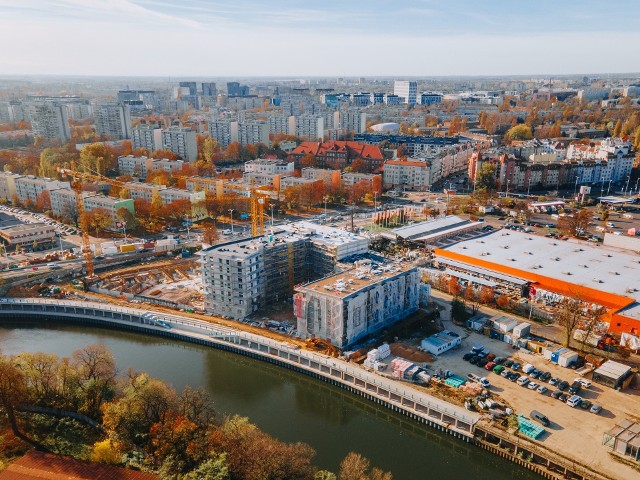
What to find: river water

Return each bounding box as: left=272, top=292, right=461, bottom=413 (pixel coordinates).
left=0, top=322, right=540, bottom=479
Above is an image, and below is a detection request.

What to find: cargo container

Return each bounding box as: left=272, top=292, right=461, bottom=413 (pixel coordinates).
left=103, top=246, right=118, bottom=256
left=513, top=322, right=531, bottom=338
left=558, top=350, right=579, bottom=368
left=119, top=244, right=135, bottom=253
left=550, top=347, right=569, bottom=363
left=493, top=316, right=518, bottom=333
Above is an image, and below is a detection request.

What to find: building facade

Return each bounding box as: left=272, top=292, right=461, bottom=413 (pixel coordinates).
left=294, top=262, right=419, bottom=348
left=161, top=126, right=197, bottom=161
left=94, top=103, right=132, bottom=140
left=394, top=81, right=418, bottom=105
left=132, top=124, right=163, bottom=152
left=26, top=102, right=70, bottom=142
left=383, top=160, right=432, bottom=191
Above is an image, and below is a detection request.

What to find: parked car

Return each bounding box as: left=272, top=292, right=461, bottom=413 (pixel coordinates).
left=566, top=395, right=582, bottom=408
left=559, top=393, right=570, bottom=402
left=549, top=377, right=560, bottom=386
left=579, top=399, right=592, bottom=410
left=494, top=357, right=505, bottom=365
left=511, top=362, right=521, bottom=371
left=463, top=353, right=474, bottom=361
left=493, top=365, right=505, bottom=374
left=557, top=380, right=569, bottom=391
left=537, top=385, right=549, bottom=395
left=517, top=376, right=530, bottom=387
left=527, top=381, right=540, bottom=390
left=503, top=359, right=514, bottom=368
left=478, top=358, right=490, bottom=368
left=469, top=356, right=481, bottom=365
left=509, top=372, right=521, bottom=382
left=568, top=381, right=582, bottom=395
left=500, top=369, right=511, bottom=378
left=551, top=390, right=563, bottom=400
left=539, top=371, right=552, bottom=382
left=485, top=353, right=496, bottom=362
left=573, top=377, right=592, bottom=389
left=530, top=369, right=542, bottom=379
left=590, top=404, right=602, bottom=415
left=484, top=361, right=497, bottom=371
left=530, top=410, right=550, bottom=427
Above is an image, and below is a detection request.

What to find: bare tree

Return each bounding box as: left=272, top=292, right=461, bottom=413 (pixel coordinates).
left=556, top=294, right=587, bottom=347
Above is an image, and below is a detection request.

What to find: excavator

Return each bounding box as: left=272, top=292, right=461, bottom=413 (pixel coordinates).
left=305, top=337, right=340, bottom=357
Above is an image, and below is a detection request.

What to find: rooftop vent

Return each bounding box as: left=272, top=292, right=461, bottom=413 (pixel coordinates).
left=562, top=271, right=572, bottom=275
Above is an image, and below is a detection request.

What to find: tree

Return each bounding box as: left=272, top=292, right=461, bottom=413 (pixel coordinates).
left=612, top=119, right=623, bottom=138
left=202, top=224, right=219, bottom=245
left=339, top=452, right=392, bottom=480
left=201, top=137, right=219, bottom=165
left=0, top=354, right=29, bottom=438
left=80, top=207, right=113, bottom=235
left=556, top=295, right=586, bottom=347
left=557, top=209, right=590, bottom=237
left=479, top=286, right=495, bottom=305
left=505, top=124, right=533, bottom=142
left=496, top=295, right=511, bottom=309
left=35, top=190, right=51, bottom=212
left=79, top=143, right=116, bottom=176
left=350, top=158, right=369, bottom=174
left=447, top=276, right=462, bottom=297
left=183, top=455, right=230, bottom=480
left=474, top=162, right=497, bottom=192
left=464, top=287, right=481, bottom=314
left=301, top=153, right=318, bottom=169
left=90, top=439, right=123, bottom=465
left=60, top=198, right=79, bottom=226
left=151, top=189, right=164, bottom=212
left=116, top=207, right=138, bottom=232
left=160, top=200, right=192, bottom=226
left=71, top=343, right=117, bottom=418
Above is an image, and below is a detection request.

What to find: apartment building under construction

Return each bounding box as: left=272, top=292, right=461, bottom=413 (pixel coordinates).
left=200, top=222, right=368, bottom=319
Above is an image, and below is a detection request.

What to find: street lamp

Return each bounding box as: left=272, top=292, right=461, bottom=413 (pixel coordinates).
left=624, top=176, right=631, bottom=196
left=228, top=209, right=234, bottom=234
left=600, top=175, right=605, bottom=198
left=606, top=179, right=612, bottom=196
left=183, top=215, right=191, bottom=241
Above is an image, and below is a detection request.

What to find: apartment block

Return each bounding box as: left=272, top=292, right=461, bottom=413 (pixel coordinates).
left=94, top=103, right=131, bottom=140
left=268, top=115, right=291, bottom=135
left=201, top=222, right=368, bottom=319
left=209, top=119, right=233, bottom=148
left=15, top=176, right=70, bottom=205
left=294, top=262, right=419, bottom=348
left=383, top=160, right=432, bottom=191
left=125, top=182, right=166, bottom=202
left=161, top=126, right=197, bottom=161
left=0, top=172, right=23, bottom=203
left=244, top=158, right=294, bottom=175
left=237, top=121, right=269, bottom=146
left=393, top=80, right=418, bottom=105
left=26, top=102, right=71, bottom=142
left=82, top=195, right=134, bottom=228
left=339, top=110, right=367, bottom=134
left=151, top=158, right=185, bottom=175
left=301, top=168, right=341, bottom=187
left=50, top=188, right=77, bottom=219
left=118, top=155, right=154, bottom=178
left=292, top=115, right=324, bottom=141
left=132, top=124, right=163, bottom=152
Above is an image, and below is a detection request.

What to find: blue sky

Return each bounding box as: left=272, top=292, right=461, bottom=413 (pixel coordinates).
left=1, top=0, right=639, bottom=76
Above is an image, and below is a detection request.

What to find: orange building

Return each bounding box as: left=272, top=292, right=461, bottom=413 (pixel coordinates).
left=435, top=230, right=640, bottom=335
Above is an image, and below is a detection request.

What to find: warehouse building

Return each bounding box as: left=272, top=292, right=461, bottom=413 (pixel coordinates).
left=434, top=230, right=640, bottom=335
left=294, top=261, right=419, bottom=348
left=0, top=223, right=56, bottom=250
left=385, top=215, right=484, bottom=248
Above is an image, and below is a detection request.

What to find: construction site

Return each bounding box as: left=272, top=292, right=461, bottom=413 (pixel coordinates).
left=91, top=258, right=205, bottom=311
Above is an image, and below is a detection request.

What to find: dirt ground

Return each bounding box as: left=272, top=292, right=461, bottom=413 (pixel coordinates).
left=389, top=343, right=434, bottom=363
left=430, top=319, right=640, bottom=480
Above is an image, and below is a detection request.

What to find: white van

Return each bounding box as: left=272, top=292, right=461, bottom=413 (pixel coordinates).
left=222, top=229, right=232, bottom=235
left=566, top=395, right=582, bottom=407
left=522, top=363, right=535, bottom=374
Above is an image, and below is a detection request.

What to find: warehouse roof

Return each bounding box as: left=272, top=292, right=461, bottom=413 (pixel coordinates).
left=594, top=360, right=632, bottom=379
left=388, top=215, right=482, bottom=242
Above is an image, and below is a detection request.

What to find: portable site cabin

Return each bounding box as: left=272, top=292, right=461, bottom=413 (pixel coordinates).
left=421, top=330, right=461, bottom=356
left=493, top=316, right=518, bottom=333
left=558, top=350, right=579, bottom=368
left=593, top=360, right=633, bottom=390
left=512, top=322, right=531, bottom=339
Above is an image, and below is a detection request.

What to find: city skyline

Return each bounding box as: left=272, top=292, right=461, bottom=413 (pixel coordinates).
left=1, top=0, right=639, bottom=77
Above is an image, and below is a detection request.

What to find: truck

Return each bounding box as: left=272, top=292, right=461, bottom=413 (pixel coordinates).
left=467, top=373, right=490, bottom=388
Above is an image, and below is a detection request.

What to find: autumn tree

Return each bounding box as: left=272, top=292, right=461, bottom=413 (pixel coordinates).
left=612, top=119, right=623, bottom=138
left=301, top=153, right=318, bottom=169
left=71, top=344, right=117, bottom=418
left=79, top=143, right=116, bottom=176
left=474, top=162, right=497, bottom=193
left=35, top=190, right=51, bottom=212
left=557, top=209, right=590, bottom=237
left=80, top=207, right=113, bottom=235
left=447, top=276, right=462, bottom=298
left=464, top=287, right=481, bottom=314
left=200, top=137, right=219, bottom=165
left=496, top=295, right=511, bottom=310
left=505, top=124, right=533, bottom=142
left=556, top=295, right=587, bottom=347
left=339, top=452, right=392, bottom=480
left=116, top=207, right=138, bottom=232
left=479, top=286, right=495, bottom=305
left=159, top=199, right=192, bottom=226
left=0, top=354, right=29, bottom=439
left=202, top=224, right=219, bottom=245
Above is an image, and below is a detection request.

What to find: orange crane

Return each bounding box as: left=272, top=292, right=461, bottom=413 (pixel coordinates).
left=250, top=178, right=265, bottom=237
left=63, top=167, right=131, bottom=281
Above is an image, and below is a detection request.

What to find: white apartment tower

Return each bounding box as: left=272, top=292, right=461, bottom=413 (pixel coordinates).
left=394, top=80, right=418, bottom=105
left=209, top=119, right=233, bottom=148
left=26, top=102, right=71, bottom=142
left=293, top=115, right=324, bottom=140
left=94, top=103, right=132, bottom=140
left=132, top=124, right=163, bottom=152
left=161, top=126, right=197, bottom=161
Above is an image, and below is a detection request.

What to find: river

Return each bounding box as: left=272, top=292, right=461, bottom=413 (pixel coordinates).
left=0, top=321, right=540, bottom=480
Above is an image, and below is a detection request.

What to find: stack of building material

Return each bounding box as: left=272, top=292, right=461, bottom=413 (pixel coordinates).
left=390, top=358, right=414, bottom=378
left=459, top=382, right=483, bottom=395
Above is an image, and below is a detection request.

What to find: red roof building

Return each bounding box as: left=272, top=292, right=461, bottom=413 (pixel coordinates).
left=288, top=141, right=384, bottom=172
left=0, top=451, right=159, bottom=480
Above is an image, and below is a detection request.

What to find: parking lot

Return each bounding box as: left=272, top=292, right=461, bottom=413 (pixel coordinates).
left=427, top=323, right=640, bottom=479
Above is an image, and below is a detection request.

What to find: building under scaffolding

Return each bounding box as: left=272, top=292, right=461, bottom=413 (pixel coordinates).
left=294, top=261, right=420, bottom=348
left=200, top=222, right=369, bottom=319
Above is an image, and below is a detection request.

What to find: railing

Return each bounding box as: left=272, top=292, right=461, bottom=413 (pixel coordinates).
left=0, top=298, right=479, bottom=430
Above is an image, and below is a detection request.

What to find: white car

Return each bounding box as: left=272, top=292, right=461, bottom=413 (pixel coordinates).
left=573, top=377, right=592, bottom=389
left=527, top=381, right=540, bottom=390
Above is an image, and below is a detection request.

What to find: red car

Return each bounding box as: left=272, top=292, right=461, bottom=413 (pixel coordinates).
left=484, top=361, right=497, bottom=371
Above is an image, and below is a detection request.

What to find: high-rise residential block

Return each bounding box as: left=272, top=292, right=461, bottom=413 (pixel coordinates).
left=394, top=80, right=418, bottom=105
left=94, top=103, right=131, bottom=140
left=26, top=102, right=71, bottom=142
left=161, top=126, right=197, bottom=161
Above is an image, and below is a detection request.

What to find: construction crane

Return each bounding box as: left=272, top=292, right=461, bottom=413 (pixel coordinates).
left=63, top=167, right=131, bottom=282
left=250, top=178, right=265, bottom=237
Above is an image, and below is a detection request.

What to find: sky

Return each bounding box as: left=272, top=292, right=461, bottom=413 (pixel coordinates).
left=0, top=0, right=639, bottom=77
